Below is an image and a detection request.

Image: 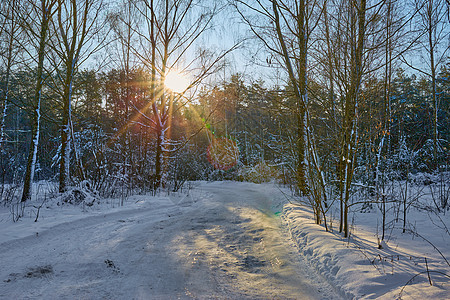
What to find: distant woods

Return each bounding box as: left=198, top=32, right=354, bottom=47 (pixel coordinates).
left=0, top=0, right=449, bottom=232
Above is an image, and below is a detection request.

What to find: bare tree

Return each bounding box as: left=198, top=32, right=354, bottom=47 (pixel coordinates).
left=234, top=0, right=321, bottom=196
left=48, top=0, right=108, bottom=193
left=0, top=0, right=22, bottom=199
left=419, top=0, right=448, bottom=168
left=109, top=0, right=139, bottom=197
left=334, top=0, right=367, bottom=237
left=402, top=0, right=449, bottom=168
left=120, top=0, right=231, bottom=189
left=21, top=0, right=58, bottom=202
left=272, top=0, right=309, bottom=195
left=0, top=0, right=21, bottom=148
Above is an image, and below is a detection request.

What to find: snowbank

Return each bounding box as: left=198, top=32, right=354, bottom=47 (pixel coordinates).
left=283, top=204, right=450, bottom=299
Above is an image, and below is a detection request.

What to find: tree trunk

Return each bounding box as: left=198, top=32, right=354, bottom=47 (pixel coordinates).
left=154, top=125, right=163, bottom=189
left=340, top=0, right=366, bottom=237
left=22, top=0, right=53, bottom=202
left=56, top=0, right=93, bottom=192
left=297, top=0, right=308, bottom=195
left=59, top=70, right=73, bottom=193
left=428, top=18, right=438, bottom=169
left=0, top=0, right=16, bottom=148
left=272, top=0, right=308, bottom=195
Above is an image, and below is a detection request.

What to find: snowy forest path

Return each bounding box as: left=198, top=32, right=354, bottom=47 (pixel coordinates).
left=0, top=182, right=338, bottom=299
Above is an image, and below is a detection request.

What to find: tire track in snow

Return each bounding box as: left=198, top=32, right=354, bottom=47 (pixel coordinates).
left=1, top=182, right=341, bottom=299
left=178, top=182, right=341, bottom=299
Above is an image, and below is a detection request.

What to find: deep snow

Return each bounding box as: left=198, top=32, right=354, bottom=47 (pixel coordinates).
left=0, top=181, right=448, bottom=299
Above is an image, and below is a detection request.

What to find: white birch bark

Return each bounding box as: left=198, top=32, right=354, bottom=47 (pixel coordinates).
left=22, top=0, right=56, bottom=202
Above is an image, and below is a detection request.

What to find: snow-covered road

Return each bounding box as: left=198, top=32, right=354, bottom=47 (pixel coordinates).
left=1, top=182, right=338, bottom=299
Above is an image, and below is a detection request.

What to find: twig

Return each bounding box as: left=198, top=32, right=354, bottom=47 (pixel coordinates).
left=354, top=245, right=384, bottom=275
left=32, top=193, right=47, bottom=222
left=401, top=227, right=450, bottom=268
left=425, top=257, right=432, bottom=286
left=399, top=271, right=449, bottom=299
left=274, top=184, right=302, bottom=206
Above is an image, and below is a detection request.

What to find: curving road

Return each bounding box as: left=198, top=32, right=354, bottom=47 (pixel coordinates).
left=0, top=181, right=339, bottom=299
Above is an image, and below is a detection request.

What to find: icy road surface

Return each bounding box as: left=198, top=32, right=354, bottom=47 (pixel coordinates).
left=0, top=182, right=339, bottom=299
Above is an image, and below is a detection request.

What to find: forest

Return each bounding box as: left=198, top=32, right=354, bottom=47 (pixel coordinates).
left=0, top=0, right=449, bottom=242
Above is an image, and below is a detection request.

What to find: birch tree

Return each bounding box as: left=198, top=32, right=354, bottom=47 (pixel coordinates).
left=272, top=0, right=309, bottom=195
left=0, top=0, right=21, bottom=149
left=234, top=0, right=337, bottom=228
left=49, top=0, right=107, bottom=193
left=108, top=0, right=141, bottom=195
left=21, top=0, right=58, bottom=202
left=121, top=0, right=230, bottom=189
left=411, top=0, right=449, bottom=169
left=335, top=0, right=366, bottom=237
left=0, top=0, right=22, bottom=194
left=235, top=0, right=320, bottom=196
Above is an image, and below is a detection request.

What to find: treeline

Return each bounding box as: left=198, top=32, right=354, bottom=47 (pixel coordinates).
left=0, top=67, right=212, bottom=193
left=0, top=65, right=448, bottom=191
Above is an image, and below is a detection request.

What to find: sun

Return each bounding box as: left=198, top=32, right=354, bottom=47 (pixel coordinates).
left=164, top=70, right=190, bottom=93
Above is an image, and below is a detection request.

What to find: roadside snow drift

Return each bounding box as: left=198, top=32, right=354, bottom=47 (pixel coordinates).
left=283, top=203, right=449, bottom=299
